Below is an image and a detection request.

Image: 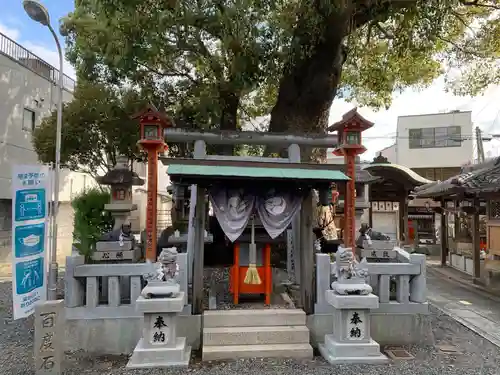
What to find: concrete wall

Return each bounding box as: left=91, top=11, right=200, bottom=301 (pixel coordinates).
left=64, top=311, right=434, bottom=355
left=0, top=45, right=99, bottom=201
left=395, top=111, right=473, bottom=169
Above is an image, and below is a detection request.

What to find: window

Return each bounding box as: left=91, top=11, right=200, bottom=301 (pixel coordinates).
left=421, top=128, right=435, bottom=148
left=408, top=126, right=462, bottom=149
left=345, top=131, right=360, bottom=145
left=409, top=129, right=421, bottom=149
left=447, top=126, right=461, bottom=147
left=143, top=125, right=158, bottom=140
left=23, top=108, right=36, bottom=132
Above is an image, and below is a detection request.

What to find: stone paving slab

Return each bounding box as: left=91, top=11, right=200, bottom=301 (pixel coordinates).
left=427, top=266, right=500, bottom=348
left=428, top=261, right=500, bottom=300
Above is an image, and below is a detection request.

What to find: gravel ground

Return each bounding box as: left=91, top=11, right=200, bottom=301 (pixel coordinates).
left=203, top=267, right=294, bottom=309
left=1, top=278, right=500, bottom=375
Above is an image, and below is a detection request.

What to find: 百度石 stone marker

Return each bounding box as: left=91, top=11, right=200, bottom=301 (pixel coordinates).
left=34, top=300, right=64, bottom=374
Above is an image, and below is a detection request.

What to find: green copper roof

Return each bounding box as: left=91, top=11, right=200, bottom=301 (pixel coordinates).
left=167, top=164, right=349, bottom=181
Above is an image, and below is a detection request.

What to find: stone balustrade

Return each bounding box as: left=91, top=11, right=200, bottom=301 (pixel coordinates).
left=315, top=248, right=427, bottom=315
left=64, top=252, right=189, bottom=320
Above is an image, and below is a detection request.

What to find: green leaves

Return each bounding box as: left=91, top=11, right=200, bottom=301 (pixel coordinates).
left=62, top=0, right=499, bottom=138
left=32, top=82, right=146, bottom=174
left=72, top=188, right=114, bottom=260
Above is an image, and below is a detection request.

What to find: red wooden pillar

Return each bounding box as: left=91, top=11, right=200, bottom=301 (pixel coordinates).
left=327, top=108, right=373, bottom=249
left=145, top=149, right=159, bottom=261
left=133, top=104, right=173, bottom=261
left=264, top=244, right=272, bottom=305
left=344, top=151, right=357, bottom=248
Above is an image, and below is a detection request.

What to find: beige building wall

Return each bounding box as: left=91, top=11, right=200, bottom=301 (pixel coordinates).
left=0, top=33, right=94, bottom=202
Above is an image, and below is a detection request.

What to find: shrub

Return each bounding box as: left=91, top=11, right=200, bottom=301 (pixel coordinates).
left=72, top=188, right=114, bottom=260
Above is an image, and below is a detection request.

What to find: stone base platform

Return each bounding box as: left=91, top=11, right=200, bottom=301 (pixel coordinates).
left=127, top=337, right=191, bottom=368
left=319, top=335, right=388, bottom=365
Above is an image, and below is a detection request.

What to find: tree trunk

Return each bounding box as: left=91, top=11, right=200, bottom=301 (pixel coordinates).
left=267, top=22, right=346, bottom=159
left=217, top=88, right=240, bottom=155
left=269, top=10, right=352, bottom=157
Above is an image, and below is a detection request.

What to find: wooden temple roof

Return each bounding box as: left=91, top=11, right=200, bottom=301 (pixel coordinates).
left=413, top=157, right=500, bottom=199
left=364, top=163, right=432, bottom=186
left=327, top=108, right=374, bottom=132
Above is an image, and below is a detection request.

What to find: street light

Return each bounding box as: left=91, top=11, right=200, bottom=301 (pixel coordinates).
left=23, top=0, right=63, bottom=301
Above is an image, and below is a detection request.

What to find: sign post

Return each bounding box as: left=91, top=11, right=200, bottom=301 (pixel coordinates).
left=11, top=165, right=50, bottom=320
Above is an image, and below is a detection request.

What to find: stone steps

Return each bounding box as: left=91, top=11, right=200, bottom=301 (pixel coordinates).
left=203, top=343, right=313, bottom=361
left=203, top=308, right=306, bottom=327
left=203, top=325, right=310, bottom=346
left=202, top=309, right=313, bottom=361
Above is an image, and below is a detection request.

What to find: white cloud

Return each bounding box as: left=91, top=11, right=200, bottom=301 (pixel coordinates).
left=0, top=22, right=20, bottom=40
left=22, top=41, right=76, bottom=80
left=0, top=22, right=76, bottom=80
left=329, top=79, right=500, bottom=161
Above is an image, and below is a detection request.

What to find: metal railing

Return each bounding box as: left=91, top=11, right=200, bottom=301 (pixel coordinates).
left=0, top=31, right=76, bottom=92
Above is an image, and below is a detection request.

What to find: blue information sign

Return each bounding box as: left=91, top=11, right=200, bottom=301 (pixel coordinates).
left=14, top=223, right=46, bottom=258
left=14, top=189, right=46, bottom=221
left=15, top=257, right=44, bottom=295
left=11, top=165, right=50, bottom=320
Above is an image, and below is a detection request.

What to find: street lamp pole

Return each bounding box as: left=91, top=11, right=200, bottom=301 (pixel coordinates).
left=23, top=0, right=63, bottom=300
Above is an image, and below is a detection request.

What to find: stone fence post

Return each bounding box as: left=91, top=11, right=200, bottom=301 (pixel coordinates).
left=409, top=253, right=426, bottom=303
left=64, top=252, right=85, bottom=308
left=315, top=253, right=332, bottom=314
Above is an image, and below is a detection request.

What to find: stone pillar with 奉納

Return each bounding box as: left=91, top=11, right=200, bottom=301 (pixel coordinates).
left=127, top=248, right=191, bottom=368
left=319, top=247, right=388, bottom=364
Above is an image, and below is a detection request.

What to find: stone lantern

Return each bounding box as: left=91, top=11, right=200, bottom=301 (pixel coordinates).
left=97, top=156, right=145, bottom=231
left=93, top=156, right=145, bottom=262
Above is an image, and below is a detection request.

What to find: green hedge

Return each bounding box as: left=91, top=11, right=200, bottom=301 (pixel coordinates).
left=72, top=188, right=114, bottom=260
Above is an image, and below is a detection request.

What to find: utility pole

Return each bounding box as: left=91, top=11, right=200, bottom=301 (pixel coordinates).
left=475, top=127, right=485, bottom=164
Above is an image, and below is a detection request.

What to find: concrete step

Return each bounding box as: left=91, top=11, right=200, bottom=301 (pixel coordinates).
left=203, top=309, right=306, bottom=328
left=203, top=325, right=310, bottom=346
left=202, top=343, right=313, bottom=361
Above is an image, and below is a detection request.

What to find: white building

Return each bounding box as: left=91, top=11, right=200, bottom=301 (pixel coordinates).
left=377, top=111, right=473, bottom=181
left=0, top=32, right=103, bottom=230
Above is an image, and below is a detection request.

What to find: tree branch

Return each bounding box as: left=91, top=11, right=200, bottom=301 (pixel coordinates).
left=450, top=10, right=477, bottom=37
left=438, top=36, right=486, bottom=58
left=374, top=22, right=394, bottom=39
left=460, top=0, right=500, bottom=10
left=137, top=62, right=199, bottom=84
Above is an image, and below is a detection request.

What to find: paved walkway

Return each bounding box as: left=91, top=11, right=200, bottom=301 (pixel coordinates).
left=427, top=263, right=500, bottom=347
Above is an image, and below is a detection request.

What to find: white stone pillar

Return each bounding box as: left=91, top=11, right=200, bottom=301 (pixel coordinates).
left=319, top=290, right=388, bottom=364
left=127, top=292, right=191, bottom=368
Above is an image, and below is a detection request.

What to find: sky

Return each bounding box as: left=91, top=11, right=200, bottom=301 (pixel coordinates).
left=1, top=0, right=499, bottom=161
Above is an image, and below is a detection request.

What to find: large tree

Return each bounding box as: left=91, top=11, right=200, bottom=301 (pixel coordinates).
left=63, top=0, right=499, bottom=149
left=33, top=81, right=224, bottom=173
left=33, top=82, right=147, bottom=177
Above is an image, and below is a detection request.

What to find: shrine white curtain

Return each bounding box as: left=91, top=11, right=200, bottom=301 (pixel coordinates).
left=256, top=189, right=302, bottom=239
left=209, top=187, right=301, bottom=241
left=209, top=188, right=255, bottom=242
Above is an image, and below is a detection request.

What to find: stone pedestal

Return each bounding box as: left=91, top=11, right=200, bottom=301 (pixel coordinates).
left=105, top=202, right=138, bottom=231
left=319, top=290, right=388, bottom=364
left=93, top=240, right=141, bottom=262
left=127, top=292, right=191, bottom=368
